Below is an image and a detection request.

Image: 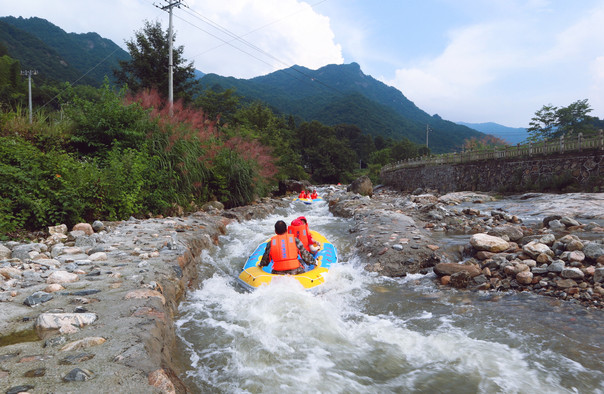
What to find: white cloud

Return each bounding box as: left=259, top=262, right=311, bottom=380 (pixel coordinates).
left=181, top=0, right=343, bottom=77
left=384, top=2, right=604, bottom=126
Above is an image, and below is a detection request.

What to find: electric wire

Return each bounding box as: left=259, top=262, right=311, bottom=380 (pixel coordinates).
left=177, top=2, right=345, bottom=95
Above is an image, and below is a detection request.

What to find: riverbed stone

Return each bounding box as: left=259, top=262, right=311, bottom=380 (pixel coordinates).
left=593, top=268, right=604, bottom=283
left=516, top=271, right=533, bottom=285
left=488, top=225, right=524, bottom=242
left=61, top=337, right=106, bottom=352
left=24, top=291, right=53, bottom=306
left=583, top=242, right=604, bottom=261
left=47, top=270, right=79, bottom=284
left=63, top=367, right=94, bottom=382
left=73, top=223, right=94, bottom=235
left=556, top=278, right=578, bottom=289
left=0, top=244, right=11, bottom=259
left=470, top=233, right=509, bottom=253
left=35, top=312, right=98, bottom=330
left=433, top=263, right=480, bottom=277
left=523, top=241, right=554, bottom=259
left=561, top=267, right=584, bottom=280
left=92, top=220, right=105, bottom=232
left=547, top=260, right=565, bottom=273
left=449, top=270, right=471, bottom=288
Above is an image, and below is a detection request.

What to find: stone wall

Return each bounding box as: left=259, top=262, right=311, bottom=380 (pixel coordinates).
left=381, top=149, right=604, bottom=193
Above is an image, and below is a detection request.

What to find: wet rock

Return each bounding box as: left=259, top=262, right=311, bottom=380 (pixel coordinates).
left=24, top=291, right=53, bottom=306
left=433, top=263, right=480, bottom=277
left=63, top=367, right=94, bottom=382
left=347, top=175, right=373, bottom=197
left=450, top=270, right=471, bottom=288
left=470, top=233, right=509, bottom=253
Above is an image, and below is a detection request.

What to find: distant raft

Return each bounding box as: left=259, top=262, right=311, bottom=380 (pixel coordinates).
left=237, top=230, right=338, bottom=291
left=293, top=196, right=323, bottom=205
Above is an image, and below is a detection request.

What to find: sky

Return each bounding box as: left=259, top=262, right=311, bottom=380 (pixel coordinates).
left=1, top=0, right=603, bottom=128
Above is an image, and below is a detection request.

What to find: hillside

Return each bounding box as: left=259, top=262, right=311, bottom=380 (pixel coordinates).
left=200, top=63, right=484, bottom=153
left=0, top=16, right=129, bottom=86
left=457, top=121, right=528, bottom=145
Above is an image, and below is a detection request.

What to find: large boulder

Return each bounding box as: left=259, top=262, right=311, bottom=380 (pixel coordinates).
left=277, top=179, right=312, bottom=196
left=347, top=176, right=373, bottom=197
left=470, top=233, right=510, bottom=253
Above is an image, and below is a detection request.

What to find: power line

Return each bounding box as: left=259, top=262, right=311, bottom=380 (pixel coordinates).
left=176, top=3, right=344, bottom=96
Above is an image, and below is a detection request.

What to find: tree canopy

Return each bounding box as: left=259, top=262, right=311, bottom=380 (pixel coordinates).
left=114, top=20, right=198, bottom=102
left=527, top=99, right=595, bottom=142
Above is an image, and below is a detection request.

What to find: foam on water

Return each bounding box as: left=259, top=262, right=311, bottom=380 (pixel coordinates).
left=177, top=191, right=604, bottom=393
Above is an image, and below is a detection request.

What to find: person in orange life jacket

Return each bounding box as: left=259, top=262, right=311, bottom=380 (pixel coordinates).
left=259, top=220, right=316, bottom=274
left=289, top=216, right=321, bottom=254
left=310, top=190, right=318, bottom=199
left=298, top=190, right=308, bottom=199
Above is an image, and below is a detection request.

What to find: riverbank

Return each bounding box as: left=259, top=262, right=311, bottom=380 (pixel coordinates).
left=1, top=186, right=603, bottom=393
left=0, top=199, right=286, bottom=393
left=324, top=186, right=604, bottom=310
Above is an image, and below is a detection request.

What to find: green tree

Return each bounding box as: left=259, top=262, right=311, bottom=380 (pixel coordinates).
left=555, top=99, right=594, bottom=137
left=114, top=20, right=198, bottom=102
left=528, top=99, right=594, bottom=142
left=195, top=87, right=239, bottom=125
left=527, top=104, right=558, bottom=142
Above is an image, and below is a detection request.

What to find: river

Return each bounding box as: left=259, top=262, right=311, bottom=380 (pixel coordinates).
left=175, top=194, right=604, bottom=393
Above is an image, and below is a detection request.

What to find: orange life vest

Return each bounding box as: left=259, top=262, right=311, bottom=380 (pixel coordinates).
left=310, top=192, right=318, bottom=199
left=269, top=233, right=300, bottom=271
left=288, top=223, right=310, bottom=251
left=299, top=191, right=307, bottom=199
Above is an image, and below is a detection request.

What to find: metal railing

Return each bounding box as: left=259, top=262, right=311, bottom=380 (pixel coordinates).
left=382, top=129, right=604, bottom=172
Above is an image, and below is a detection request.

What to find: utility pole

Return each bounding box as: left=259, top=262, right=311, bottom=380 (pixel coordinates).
left=21, top=70, right=38, bottom=124
left=426, top=124, right=431, bottom=149
left=156, top=0, right=184, bottom=116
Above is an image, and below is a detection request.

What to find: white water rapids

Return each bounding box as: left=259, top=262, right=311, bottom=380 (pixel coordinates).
left=176, top=195, right=604, bottom=393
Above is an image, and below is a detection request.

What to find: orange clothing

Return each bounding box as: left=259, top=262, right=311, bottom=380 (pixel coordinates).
left=288, top=222, right=310, bottom=251
left=298, top=191, right=307, bottom=199
left=310, top=192, right=318, bottom=199
left=269, top=233, right=301, bottom=271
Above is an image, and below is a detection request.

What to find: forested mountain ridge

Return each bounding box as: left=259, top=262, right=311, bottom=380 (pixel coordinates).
left=0, top=16, right=129, bottom=86
left=201, top=62, right=485, bottom=153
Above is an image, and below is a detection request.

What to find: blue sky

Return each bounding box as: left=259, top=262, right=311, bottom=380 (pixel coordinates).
left=2, top=0, right=603, bottom=127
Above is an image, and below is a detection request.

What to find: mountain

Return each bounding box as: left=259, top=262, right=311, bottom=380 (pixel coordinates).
left=200, top=63, right=484, bottom=153
left=457, top=121, right=528, bottom=145
left=0, top=16, right=129, bottom=86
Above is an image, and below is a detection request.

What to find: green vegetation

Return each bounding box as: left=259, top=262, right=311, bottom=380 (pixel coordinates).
left=0, top=17, right=430, bottom=237
left=527, top=99, right=600, bottom=142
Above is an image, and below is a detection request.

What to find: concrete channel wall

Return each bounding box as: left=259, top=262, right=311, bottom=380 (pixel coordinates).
left=380, top=149, right=604, bottom=193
